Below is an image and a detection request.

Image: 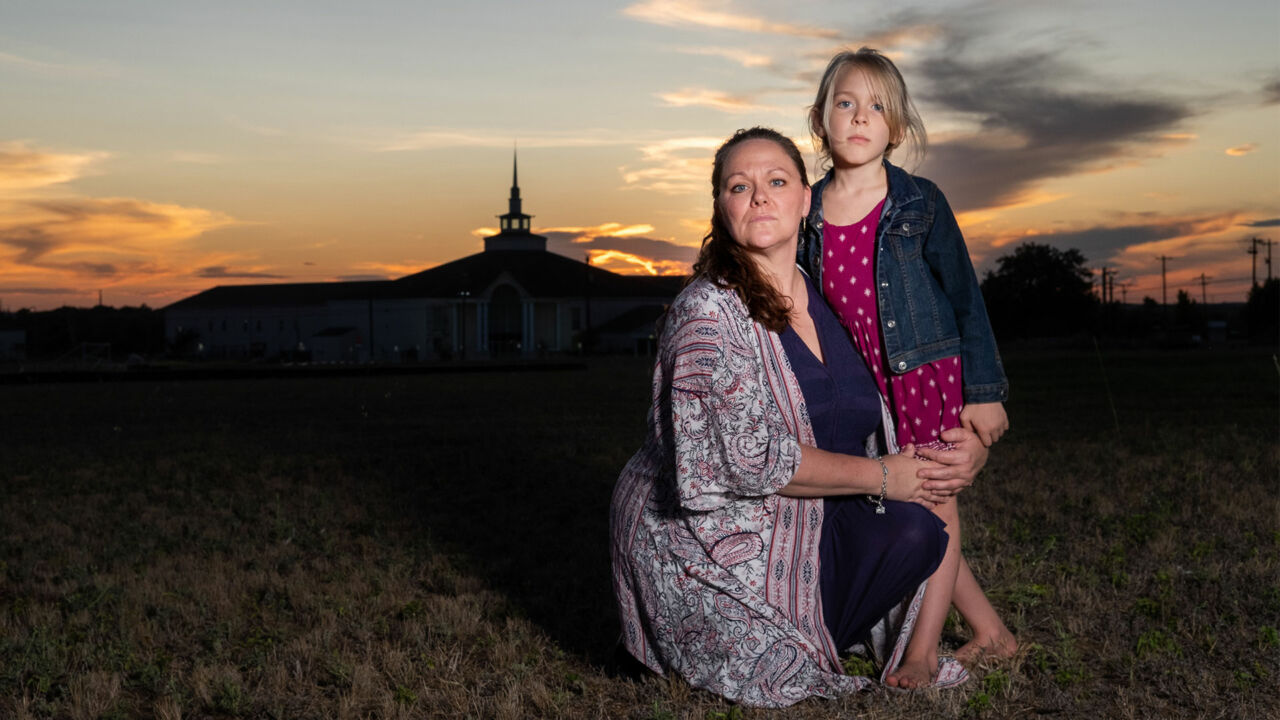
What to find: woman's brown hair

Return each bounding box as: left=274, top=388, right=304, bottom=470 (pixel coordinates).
left=691, top=127, right=809, bottom=333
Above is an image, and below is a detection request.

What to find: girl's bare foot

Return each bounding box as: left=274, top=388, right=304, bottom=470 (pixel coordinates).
left=885, top=653, right=937, bottom=689
left=955, top=629, right=1018, bottom=666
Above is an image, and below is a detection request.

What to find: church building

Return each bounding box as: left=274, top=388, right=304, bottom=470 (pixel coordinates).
left=164, top=156, right=683, bottom=362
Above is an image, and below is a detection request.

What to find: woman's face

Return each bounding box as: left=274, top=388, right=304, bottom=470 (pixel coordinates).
left=716, top=138, right=810, bottom=258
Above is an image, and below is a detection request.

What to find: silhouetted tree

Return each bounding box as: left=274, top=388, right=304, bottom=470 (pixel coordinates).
left=0, top=305, right=164, bottom=359
left=1245, top=278, right=1278, bottom=343
left=980, top=242, right=1098, bottom=339
left=1174, top=289, right=1197, bottom=328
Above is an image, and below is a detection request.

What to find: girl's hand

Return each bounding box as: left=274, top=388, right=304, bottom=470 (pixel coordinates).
left=882, top=444, right=946, bottom=507
left=959, top=402, right=1008, bottom=447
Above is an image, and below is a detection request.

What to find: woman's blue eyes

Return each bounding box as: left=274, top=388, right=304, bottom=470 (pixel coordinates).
left=729, top=178, right=786, bottom=192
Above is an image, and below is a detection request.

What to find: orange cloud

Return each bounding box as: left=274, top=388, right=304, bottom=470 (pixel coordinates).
left=0, top=141, right=109, bottom=192
left=623, top=0, right=838, bottom=38
left=0, top=142, right=244, bottom=308
left=471, top=222, right=658, bottom=241
left=2, top=197, right=235, bottom=255
left=657, top=88, right=770, bottom=114
left=537, top=223, right=657, bottom=242
left=1225, top=143, right=1258, bottom=157
left=349, top=260, right=439, bottom=277
left=588, top=249, right=688, bottom=276
left=675, top=46, right=773, bottom=68
left=621, top=136, right=722, bottom=194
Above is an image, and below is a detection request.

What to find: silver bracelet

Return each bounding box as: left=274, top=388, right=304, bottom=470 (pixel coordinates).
left=873, top=457, right=888, bottom=514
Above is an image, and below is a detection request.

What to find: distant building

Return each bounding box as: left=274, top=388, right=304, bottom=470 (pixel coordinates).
left=164, top=155, right=683, bottom=361
left=0, top=329, right=25, bottom=360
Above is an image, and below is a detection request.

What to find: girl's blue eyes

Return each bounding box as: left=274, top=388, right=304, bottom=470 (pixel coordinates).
left=835, top=100, right=884, bottom=112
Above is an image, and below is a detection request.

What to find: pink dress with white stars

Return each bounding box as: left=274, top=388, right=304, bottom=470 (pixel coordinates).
left=821, top=198, right=964, bottom=448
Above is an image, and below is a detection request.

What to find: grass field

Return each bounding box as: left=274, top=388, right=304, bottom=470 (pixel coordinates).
left=2, top=347, right=1277, bottom=719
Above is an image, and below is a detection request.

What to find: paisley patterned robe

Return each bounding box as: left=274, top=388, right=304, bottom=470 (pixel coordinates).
left=610, top=277, right=929, bottom=707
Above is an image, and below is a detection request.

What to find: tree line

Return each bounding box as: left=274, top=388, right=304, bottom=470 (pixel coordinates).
left=2, top=243, right=1277, bottom=361
left=979, top=242, right=1278, bottom=345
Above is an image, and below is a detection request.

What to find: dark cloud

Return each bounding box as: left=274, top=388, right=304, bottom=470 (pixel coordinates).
left=1263, top=78, right=1280, bottom=105
left=912, top=47, right=1192, bottom=210
left=542, top=231, right=698, bottom=269
left=27, top=198, right=173, bottom=224
left=0, top=286, right=79, bottom=295
left=64, top=261, right=119, bottom=277
left=0, top=227, right=57, bottom=263
left=802, top=10, right=1195, bottom=212
left=197, top=266, right=286, bottom=279
left=1, top=227, right=121, bottom=276
left=992, top=214, right=1234, bottom=264
left=1241, top=218, right=1280, bottom=228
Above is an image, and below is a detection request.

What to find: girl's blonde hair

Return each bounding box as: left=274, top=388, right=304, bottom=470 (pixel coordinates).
left=808, top=47, right=927, bottom=171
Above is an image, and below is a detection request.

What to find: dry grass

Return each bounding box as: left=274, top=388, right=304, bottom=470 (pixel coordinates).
left=1, top=348, right=1277, bottom=718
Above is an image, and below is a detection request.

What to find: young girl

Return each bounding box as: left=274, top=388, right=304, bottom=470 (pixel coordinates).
left=799, top=48, right=1017, bottom=688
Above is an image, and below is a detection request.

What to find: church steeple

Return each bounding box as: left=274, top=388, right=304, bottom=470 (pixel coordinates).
left=498, top=148, right=532, bottom=235
left=485, top=147, right=546, bottom=252
left=507, top=149, right=523, bottom=220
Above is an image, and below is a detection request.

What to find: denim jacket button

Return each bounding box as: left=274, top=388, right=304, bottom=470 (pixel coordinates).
left=897, top=361, right=907, bottom=371
left=880, top=281, right=889, bottom=288
left=886, top=320, right=896, bottom=328
left=901, top=223, right=909, bottom=232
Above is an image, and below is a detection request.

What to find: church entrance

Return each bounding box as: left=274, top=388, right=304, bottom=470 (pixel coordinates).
left=488, top=284, right=522, bottom=357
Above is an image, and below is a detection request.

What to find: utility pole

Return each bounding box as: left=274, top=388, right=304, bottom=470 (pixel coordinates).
left=1265, top=238, right=1275, bottom=282
left=1157, top=255, right=1173, bottom=306
left=1102, top=268, right=1117, bottom=303
left=1248, top=237, right=1261, bottom=287
left=1198, top=273, right=1211, bottom=304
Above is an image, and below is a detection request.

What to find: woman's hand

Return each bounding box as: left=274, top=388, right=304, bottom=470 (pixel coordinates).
left=913, top=428, right=989, bottom=496
left=882, top=444, right=947, bottom=507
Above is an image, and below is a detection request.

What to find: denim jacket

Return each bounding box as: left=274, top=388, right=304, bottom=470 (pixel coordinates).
left=798, top=161, right=1008, bottom=404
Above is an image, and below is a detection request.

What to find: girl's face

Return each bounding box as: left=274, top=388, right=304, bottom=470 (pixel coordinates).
left=716, top=138, right=811, bottom=258
left=823, top=67, right=894, bottom=169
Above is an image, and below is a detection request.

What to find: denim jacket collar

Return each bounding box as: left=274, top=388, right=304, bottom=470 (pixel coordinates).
left=806, top=159, right=922, bottom=233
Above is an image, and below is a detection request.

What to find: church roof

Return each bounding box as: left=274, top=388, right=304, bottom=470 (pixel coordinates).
left=165, top=280, right=391, bottom=310
left=164, top=252, right=683, bottom=309
left=389, top=249, right=684, bottom=299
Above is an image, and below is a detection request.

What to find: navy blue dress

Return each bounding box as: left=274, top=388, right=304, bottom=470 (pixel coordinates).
left=779, top=273, right=948, bottom=653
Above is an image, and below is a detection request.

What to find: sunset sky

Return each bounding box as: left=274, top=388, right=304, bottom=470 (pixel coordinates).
left=2, top=0, right=1277, bottom=310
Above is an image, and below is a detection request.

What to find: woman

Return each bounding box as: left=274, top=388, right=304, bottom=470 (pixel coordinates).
left=609, top=127, right=987, bottom=707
